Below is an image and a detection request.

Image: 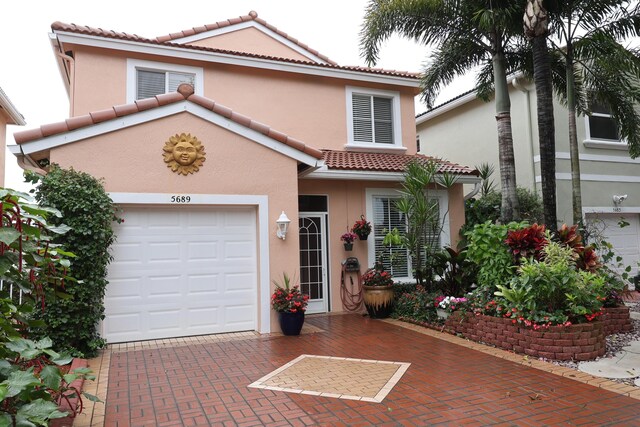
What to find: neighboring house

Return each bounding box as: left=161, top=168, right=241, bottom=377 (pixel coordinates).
left=416, top=76, right=640, bottom=277
left=0, top=87, right=26, bottom=187
left=10, top=12, right=478, bottom=343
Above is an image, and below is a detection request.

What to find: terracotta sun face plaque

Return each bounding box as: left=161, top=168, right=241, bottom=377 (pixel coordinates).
left=163, top=133, right=206, bottom=175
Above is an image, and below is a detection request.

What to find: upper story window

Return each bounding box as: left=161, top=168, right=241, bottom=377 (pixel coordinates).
left=586, top=101, right=620, bottom=142
left=346, top=87, right=404, bottom=151
left=126, top=59, right=204, bottom=103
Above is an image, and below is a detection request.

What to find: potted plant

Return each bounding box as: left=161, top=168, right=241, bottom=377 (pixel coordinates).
left=271, top=273, right=309, bottom=336
left=362, top=262, right=395, bottom=318
left=341, top=231, right=357, bottom=251
left=434, top=295, right=468, bottom=319
left=352, top=215, right=372, bottom=241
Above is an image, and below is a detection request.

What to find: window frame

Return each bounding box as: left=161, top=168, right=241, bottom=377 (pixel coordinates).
left=126, top=59, right=204, bottom=103
left=345, top=86, right=404, bottom=152
left=365, top=188, right=450, bottom=282
left=583, top=102, right=627, bottom=150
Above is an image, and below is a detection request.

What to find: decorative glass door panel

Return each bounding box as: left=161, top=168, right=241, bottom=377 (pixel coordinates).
left=299, top=215, right=328, bottom=313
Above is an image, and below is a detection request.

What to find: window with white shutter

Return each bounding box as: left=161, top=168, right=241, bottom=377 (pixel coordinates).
left=136, top=69, right=196, bottom=100
left=126, top=59, right=203, bottom=103
left=366, top=189, right=451, bottom=281
left=346, top=87, right=403, bottom=150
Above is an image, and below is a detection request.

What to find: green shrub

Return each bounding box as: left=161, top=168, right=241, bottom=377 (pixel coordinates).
left=463, top=188, right=544, bottom=235
left=465, top=221, right=527, bottom=290
left=392, top=286, right=439, bottom=323
left=27, top=167, right=120, bottom=357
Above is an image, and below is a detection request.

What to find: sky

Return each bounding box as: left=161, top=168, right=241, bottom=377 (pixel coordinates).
left=0, top=0, right=473, bottom=191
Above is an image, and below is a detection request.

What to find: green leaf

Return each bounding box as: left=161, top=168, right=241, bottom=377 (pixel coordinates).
left=5, top=369, right=40, bottom=398
left=16, top=399, right=68, bottom=425
left=39, top=365, right=62, bottom=390
left=82, top=391, right=102, bottom=402
left=0, top=413, right=13, bottom=427
left=0, top=228, right=21, bottom=246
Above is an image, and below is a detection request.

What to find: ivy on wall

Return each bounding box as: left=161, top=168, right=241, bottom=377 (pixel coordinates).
left=26, top=166, right=120, bottom=357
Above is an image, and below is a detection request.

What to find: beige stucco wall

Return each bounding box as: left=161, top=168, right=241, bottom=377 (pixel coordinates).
left=67, top=46, right=418, bottom=154
left=49, top=112, right=301, bottom=332
left=186, top=27, right=312, bottom=63
left=298, top=179, right=466, bottom=313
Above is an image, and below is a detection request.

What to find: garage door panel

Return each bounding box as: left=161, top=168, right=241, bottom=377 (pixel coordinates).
left=586, top=213, right=640, bottom=279
left=105, top=206, right=257, bottom=343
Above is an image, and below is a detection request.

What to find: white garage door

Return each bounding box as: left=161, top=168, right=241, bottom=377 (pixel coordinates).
left=586, top=213, right=640, bottom=281
left=104, top=206, right=257, bottom=343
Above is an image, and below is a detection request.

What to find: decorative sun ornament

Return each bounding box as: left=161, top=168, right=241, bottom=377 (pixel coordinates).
left=162, top=133, right=206, bottom=175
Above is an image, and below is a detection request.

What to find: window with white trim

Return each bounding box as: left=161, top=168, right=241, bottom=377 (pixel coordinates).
left=367, top=189, right=450, bottom=281
left=126, top=59, right=204, bottom=103
left=586, top=101, right=620, bottom=142
left=136, top=69, right=195, bottom=100
left=346, top=87, right=403, bottom=149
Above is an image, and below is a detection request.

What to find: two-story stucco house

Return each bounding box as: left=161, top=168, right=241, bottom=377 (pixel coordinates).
left=0, top=87, right=25, bottom=187
left=417, top=76, right=640, bottom=277
left=10, top=12, right=478, bottom=342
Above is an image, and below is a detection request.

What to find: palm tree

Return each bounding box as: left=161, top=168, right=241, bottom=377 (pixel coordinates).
left=360, top=0, right=524, bottom=222
left=548, top=0, right=640, bottom=225
left=524, top=0, right=557, bottom=229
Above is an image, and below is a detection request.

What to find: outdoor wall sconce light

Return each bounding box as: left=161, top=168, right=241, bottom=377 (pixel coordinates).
left=613, top=194, right=628, bottom=205
left=276, top=211, right=291, bottom=240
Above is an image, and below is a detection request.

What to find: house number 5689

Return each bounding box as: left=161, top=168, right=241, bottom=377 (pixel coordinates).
left=171, top=196, right=191, bottom=203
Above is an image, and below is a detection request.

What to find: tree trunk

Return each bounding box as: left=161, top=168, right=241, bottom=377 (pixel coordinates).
left=492, top=48, right=520, bottom=223
left=565, top=25, right=583, bottom=227
left=525, top=0, right=557, bottom=229
left=532, top=35, right=557, bottom=229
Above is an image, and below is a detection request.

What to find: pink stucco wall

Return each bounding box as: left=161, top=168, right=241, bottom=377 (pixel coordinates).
left=49, top=113, right=301, bottom=331
left=186, top=27, right=312, bottom=63
left=67, top=46, right=418, bottom=154
left=0, top=113, right=7, bottom=187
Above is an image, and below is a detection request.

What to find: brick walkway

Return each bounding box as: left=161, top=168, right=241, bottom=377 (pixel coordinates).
left=92, top=314, right=640, bottom=426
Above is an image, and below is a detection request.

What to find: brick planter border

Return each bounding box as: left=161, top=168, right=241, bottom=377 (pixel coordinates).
left=439, top=313, right=606, bottom=361
left=602, top=306, right=633, bottom=335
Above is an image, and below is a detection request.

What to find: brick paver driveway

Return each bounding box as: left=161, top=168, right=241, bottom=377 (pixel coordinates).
left=101, top=314, right=640, bottom=426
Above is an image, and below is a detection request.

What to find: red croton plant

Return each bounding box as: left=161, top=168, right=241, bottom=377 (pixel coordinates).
left=505, top=223, right=601, bottom=272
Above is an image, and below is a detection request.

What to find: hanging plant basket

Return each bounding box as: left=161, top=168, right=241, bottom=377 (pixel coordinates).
left=344, top=243, right=353, bottom=251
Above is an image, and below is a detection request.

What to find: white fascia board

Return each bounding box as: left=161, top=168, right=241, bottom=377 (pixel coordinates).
left=305, top=167, right=480, bottom=183
left=416, top=92, right=478, bottom=125
left=0, top=89, right=25, bottom=126
left=49, top=33, right=71, bottom=98
left=55, top=32, right=420, bottom=88
left=16, top=101, right=319, bottom=167
left=171, top=21, right=330, bottom=65
left=8, top=145, right=22, bottom=155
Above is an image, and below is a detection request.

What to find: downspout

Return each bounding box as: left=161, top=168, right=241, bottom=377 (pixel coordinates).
left=512, top=76, right=537, bottom=192
left=464, top=181, right=481, bottom=201
left=55, top=51, right=75, bottom=116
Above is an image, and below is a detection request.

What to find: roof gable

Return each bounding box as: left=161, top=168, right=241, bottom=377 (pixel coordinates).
left=157, top=11, right=335, bottom=65
left=12, top=84, right=322, bottom=166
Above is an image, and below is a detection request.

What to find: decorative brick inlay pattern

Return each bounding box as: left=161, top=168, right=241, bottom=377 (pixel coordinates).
left=603, top=306, right=633, bottom=335
left=248, top=354, right=410, bottom=402
left=440, top=313, right=606, bottom=361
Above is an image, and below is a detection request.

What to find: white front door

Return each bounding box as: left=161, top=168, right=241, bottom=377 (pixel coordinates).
left=299, top=214, right=328, bottom=313
left=105, top=206, right=258, bottom=343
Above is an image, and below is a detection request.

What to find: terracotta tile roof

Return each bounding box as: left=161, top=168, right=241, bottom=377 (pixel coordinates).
left=155, top=11, right=337, bottom=66
left=322, top=150, right=478, bottom=175
left=13, top=84, right=323, bottom=160
left=50, top=20, right=419, bottom=80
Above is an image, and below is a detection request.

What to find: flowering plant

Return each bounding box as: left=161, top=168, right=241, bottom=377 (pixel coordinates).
left=271, top=273, right=309, bottom=313
left=351, top=215, right=372, bottom=239
left=362, top=265, right=394, bottom=287
left=340, top=231, right=358, bottom=244
left=434, top=295, right=468, bottom=313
